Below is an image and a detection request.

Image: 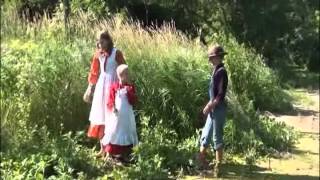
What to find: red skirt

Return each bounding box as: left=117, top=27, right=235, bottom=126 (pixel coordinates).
left=104, top=144, right=133, bottom=155
left=87, top=125, right=105, bottom=139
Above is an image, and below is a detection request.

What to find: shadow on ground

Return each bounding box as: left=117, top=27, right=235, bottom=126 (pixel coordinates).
left=274, top=108, right=319, bottom=116
left=292, top=148, right=319, bottom=156
left=197, top=163, right=320, bottom=180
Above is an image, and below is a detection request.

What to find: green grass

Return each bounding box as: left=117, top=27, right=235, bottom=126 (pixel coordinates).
left=185, top=133, right=319, bottom=180
left=0, top=5, right=299, bottom=179
left=285, top=89, right=315, bottom=107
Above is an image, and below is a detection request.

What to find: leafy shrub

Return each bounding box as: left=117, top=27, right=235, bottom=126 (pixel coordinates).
left=1, top=127, right=107, bottom=179
left=1, top=6, right=297, bottom=179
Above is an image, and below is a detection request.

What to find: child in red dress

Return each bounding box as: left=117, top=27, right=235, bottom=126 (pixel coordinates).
left=101, top=64, right=138, bottom=163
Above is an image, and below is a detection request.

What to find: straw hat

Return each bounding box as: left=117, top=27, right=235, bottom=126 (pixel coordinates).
left=208, top=45, right=227, bottom=57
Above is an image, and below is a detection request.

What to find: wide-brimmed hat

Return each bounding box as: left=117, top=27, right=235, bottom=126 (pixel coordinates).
left=208, top=45, right=227, bottom=57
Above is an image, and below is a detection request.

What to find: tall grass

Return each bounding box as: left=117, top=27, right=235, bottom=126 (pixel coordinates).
left=1, top=5, right=297, bottom=179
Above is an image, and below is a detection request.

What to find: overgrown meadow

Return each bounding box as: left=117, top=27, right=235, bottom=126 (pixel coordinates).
left=1, top=5, right=297, bottom=179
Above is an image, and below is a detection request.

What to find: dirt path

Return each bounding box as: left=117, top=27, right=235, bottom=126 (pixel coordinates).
left=270, top=90, right=319, bottom=133
left=256, top=90, right=319, bottom=179
left=183, top=90, right=320, bottom=180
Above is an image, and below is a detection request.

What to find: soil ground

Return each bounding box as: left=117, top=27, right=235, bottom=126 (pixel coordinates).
left=183, top=89, right=319, bottom=180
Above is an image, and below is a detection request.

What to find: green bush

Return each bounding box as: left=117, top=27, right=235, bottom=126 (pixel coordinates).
left=1, top=128, right=107, bottom=179
left=1, top=7, right=297, bottom=179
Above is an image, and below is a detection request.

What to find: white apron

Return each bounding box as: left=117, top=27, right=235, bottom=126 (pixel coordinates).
left=101, top=87, right=139, bottom=146
left=89, top=48, right=118, bottom=125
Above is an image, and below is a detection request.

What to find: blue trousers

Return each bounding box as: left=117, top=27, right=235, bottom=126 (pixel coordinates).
left=200, top=104, right=226, bottom=150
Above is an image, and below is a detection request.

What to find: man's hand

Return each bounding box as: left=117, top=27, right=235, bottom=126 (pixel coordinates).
left=203, top=101, right=212, bottom=116
left=203, top=100, right=216, bottom=116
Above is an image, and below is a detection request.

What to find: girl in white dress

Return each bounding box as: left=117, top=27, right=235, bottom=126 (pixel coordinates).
left=101, top=64, right=138, bottom=161
left=83, top=31, right=126, bottom=157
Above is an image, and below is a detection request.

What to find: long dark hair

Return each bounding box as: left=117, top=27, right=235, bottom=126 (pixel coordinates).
left=99, top=31, right=114, bottom=54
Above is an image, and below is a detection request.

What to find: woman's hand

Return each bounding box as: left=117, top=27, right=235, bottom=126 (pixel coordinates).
left=83, top=84, right=95, bottom=103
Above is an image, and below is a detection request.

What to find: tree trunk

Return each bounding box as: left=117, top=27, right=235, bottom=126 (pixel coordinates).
left=63, top=0, right=70, bottom=38
left=144, top=0, right=149, bottom=25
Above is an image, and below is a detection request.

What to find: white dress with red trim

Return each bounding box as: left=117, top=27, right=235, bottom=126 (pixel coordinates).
left=89, top=48, right=118, bottom=126
left=101, top=85, right=138, bottom=147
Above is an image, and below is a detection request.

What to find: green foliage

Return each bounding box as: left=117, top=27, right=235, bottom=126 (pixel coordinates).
left=1, top=38, right=91, bottom=132
left=1, top=128, right=106, bottom=179
left=220, top=0, right=319, bottom=73
left=101, top=116, right=200, bottom=179
left=70, top=0, right=109, bottom=17
left=1, top=6, right=298, bottom=179
left=1, top=0, right=59, bottom=18
left=68, top=0, right=319, bottom=73
left=3, top=0, right=318, bottom=72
